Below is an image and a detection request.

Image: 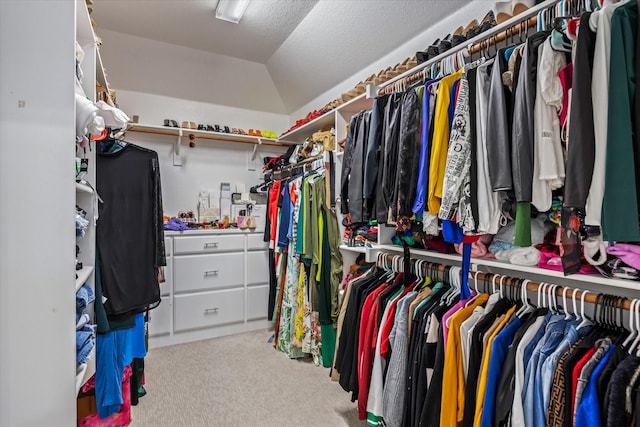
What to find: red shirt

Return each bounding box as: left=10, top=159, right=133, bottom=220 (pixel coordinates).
left=571, top=346, right=597, bottom=417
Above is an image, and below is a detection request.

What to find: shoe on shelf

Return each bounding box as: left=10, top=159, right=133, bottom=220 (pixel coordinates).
left=238, top=129, right=247, bottom=135
left=452, top=26, right=467, bottom=47
left=248, top=129, right=256, bottom=136
left=197, top=124, right=206, bottom=130
left=256, top=130, right=263, bottom=137
left=163, top=119, right=171, bottom=127
left=224, top=126, right=231, bottom=133
left=206, top=125, right=215, bottom=131
left=189, top=121, right=197, bottom=129
left=417, top=39, right=440, bottom=64
left=181, top=121, right=189, bottom=128
left=463, top=19, right=480, bottom=39
left=494, top=1, right=512, bottom=24
left=214, top=124, right=222, bottom=132
left=437, top=34, right=453, bottom=55
left=512, top=0, right=535, bottom=16
left=231, top=128, right=239, bottom=134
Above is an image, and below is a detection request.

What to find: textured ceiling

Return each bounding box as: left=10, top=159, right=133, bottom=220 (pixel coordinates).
left=267, top=0, right=473, bottom=112
left=92, top=0, right=319, bottom=63
left=94, top=0, right=475, bottom=114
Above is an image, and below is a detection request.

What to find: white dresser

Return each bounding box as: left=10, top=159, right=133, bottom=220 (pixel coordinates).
left=148, top=229, right=271, bottom=348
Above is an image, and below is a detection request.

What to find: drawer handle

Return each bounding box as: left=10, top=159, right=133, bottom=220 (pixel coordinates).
left=204, top=307, right=219, bottom=314
left=204, top=270, right=219, bottom=276
left=204, top=242, right=219, bottom=248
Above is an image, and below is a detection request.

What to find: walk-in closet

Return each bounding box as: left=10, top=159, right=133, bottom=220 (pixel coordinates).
left=4, top=0, right=640, bottom=426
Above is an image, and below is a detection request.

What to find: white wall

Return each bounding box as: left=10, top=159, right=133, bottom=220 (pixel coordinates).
left=125, top=131, right=285, bottom=217
left=115, top=89, right=288, bottom=216
left=116, top=89, right=289, bottom=133
left=97, top=29, right=287, bottom=115
left=288, top=0, right=488, bottom=122
left=0, top=1, right=76, bottom=425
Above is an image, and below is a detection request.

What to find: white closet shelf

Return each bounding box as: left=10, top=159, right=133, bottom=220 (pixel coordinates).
left=75, top=348, right=96, bottom=395
left=279, top=94, right=374, bottom=144
left=127, top=123, right=289, bottom=147
left=337, top=94, right=374, bottom=115
left=76, top=266, right=94, bottom=292
left=75, top=0, right=94, bottom=46
left=279, top=111, right=334, bottom=144
left=340, top=244, right=381, bottom=262
left=377, top=244, right=640, bottom=292
left=75, top=181, right=94, bottom=194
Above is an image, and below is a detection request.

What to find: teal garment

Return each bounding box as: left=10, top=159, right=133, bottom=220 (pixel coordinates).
left=603, top=2, right=640, bottom=241
left=95, top=255, right=135, bottom=334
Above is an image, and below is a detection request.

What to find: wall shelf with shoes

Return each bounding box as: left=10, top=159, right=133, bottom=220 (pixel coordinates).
left=127, top=123, right=289, bottom=147
left=279, top=94, right=375, bottom=145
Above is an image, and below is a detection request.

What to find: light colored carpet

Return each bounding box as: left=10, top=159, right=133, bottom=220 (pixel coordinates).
left=130, top=328, right=364, bottom=427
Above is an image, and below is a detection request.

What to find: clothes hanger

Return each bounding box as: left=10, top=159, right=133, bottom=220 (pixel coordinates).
left=572, top=288, right=580, bottom=320
left=578, top=290, right=593, bottom=329
left=538, top=282, right=548, bottom=308
left=499, top=275, right=507, bottom=299
left=631, top=300, right=640, bottom=354
left=562, top=287, right=572, bottom=320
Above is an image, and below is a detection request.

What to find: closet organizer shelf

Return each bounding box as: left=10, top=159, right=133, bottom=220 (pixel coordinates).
left=279, top=94, right=373, bottom=144
left=75, top=181, right=93, bottom=194
left=339, top=244, right=381, bottom=262
left=126, top=123, right=287, bottom=147
left=279, top=110, right=334, bottom=144
left=75, top=266, right=94, bottom=292
left=75, top=348, right=96, bottom=395
left=378, top=244, right=640, bottom=292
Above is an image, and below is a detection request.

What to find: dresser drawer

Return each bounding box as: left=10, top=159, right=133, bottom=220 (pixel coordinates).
left=174, top=289, right=244, bottom=332
left=246, top=251, right=269, bottom=285
left=173, top=234, right=244, bottom=254
left=247, top=234, right=268, bottom=250
left=174, top=253, right=244, bottom=292
left=165, top=237, right=172, bottom=257
left=149, top=297, right=171, bottom=336
left=247, top=285, right=269, bottom=321
left=160, top=258, right=172, bottom=296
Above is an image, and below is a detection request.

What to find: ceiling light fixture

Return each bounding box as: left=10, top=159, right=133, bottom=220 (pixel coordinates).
left=215, top=0, right=251, bottom=24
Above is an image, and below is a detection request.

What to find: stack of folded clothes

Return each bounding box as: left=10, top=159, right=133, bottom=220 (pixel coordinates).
left=76, top=284, right=96, bottom=370
left=343, top=221, right=378, bottom=248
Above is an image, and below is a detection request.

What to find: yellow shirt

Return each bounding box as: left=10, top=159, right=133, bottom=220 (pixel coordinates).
left=428, top=69, right=463, bottom=215
left=439, top=294, right=489, bottom=427
left=472, top=304, right=517, bottom=427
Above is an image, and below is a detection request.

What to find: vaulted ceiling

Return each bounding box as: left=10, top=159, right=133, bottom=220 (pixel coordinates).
left=93, top=0, right=474, bottom=114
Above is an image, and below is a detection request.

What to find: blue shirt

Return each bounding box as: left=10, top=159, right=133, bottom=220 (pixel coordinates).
left=523, top=314, right=566, bottom=426
left=575, top=345, right=616, bottom=427
left=412, top=78, right=441, bottom=215
left=540, top=322, right=585, bottom=416
left=481, top=315, right=523, bottom=427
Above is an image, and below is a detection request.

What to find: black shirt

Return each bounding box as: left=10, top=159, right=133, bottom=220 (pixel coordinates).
left=97, top=142, right=165, bottom=315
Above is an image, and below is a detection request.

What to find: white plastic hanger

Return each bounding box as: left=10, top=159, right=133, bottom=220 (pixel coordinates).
left=499, top=275, right=507, bottom=299
left=577, top=290, right=593, bottom=330
left=622, top=299, right=637, bottom=349
left=539, top=282, right=549, bottom=308
left=562, top=287, right=572, bottom=320
left=572, top=288, right=580, bottom=321
left=537, top=282, right=547, bottom=308
left=549, top=284, right=558, bottom=313
left=516, top=279, right=531, bottom=317
left=631, top=301, right=640, bottom=355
